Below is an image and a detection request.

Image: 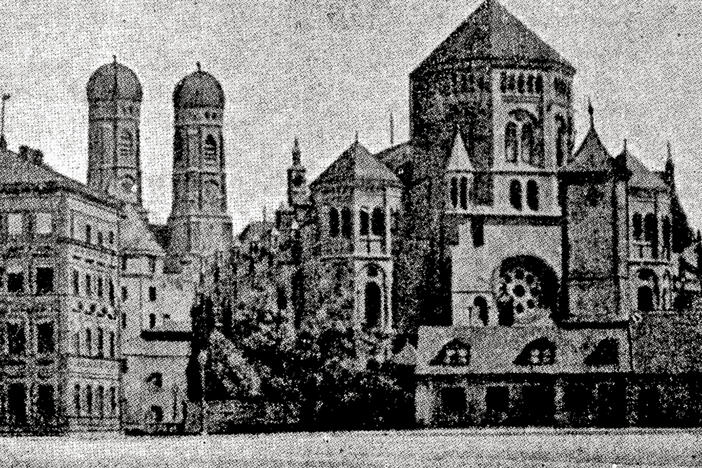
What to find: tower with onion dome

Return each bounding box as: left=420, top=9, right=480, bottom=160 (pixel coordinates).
left=167, top=63, right=233, bottom=261
left=86, top=56, right=144, bottom=205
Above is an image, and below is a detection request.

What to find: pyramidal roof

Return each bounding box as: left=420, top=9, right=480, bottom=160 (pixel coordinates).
left=561, top=125, right=613, bottom=173
left=618, top=147, right=667, bottom=191
left=414, top=0, right=573, bottom=74
left=311, top=140, right=401, bottom=188
left=120, top=202, right=165, bottom=255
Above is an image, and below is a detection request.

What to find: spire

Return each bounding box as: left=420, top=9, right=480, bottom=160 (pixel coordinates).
left=113, top=55, right=117, bottom=64
left=588, top=97, right=594, bottom=129
left=292, top=136, right=301, bottom=165
left=196, top=61, right=202, bottom=72
left=390, top=112, right=395, bottom=146
left=355, top=130, right=359, bottom=144
left=664, top=140, right=675, bottom=187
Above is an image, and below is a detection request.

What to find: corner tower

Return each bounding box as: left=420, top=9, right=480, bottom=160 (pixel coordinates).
left=167, top=63, right=233, bottom=261
left=86, top=57, right=143, bottom=204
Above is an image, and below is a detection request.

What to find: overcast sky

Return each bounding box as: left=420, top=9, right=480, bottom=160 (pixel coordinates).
left=1, top=0, right=702, bottom=231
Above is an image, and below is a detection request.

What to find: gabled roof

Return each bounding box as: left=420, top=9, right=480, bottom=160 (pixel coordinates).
left=414, top=0, right=573, bottom=74
left=561, top=126, right=613, bottom=173
left=311, top=141, right=402, bottom=189
left=120, top=203, right=165, bottom=255
left=0, top=147, right=120, bottom=206
left=375, top=141, right=413, bottom=173
left=621, top=149, right=667, bottom=191
left=446, top=132, right=473, bottom=171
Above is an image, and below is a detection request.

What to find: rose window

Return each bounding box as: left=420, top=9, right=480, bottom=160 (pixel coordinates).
left=497, top=265, right=544, bottom=320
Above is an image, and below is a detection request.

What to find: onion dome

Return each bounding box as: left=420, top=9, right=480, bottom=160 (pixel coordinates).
left=173, top=62, right=225, bottom=109
left=86, top=57, right=143, bottom=103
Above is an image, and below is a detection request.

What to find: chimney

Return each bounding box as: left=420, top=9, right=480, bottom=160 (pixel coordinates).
left=18, top=145, right=29, bottom=159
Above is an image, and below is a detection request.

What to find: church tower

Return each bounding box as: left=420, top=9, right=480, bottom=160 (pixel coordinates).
left=167, top=63, right=233, bottom=261
left=86, top=57, right=143, bottom=204
left=287, top=137, right=308, bottom=208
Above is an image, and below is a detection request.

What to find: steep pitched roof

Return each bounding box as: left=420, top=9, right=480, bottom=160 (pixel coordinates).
left=311, top=141, right=401, bottom=189
left=375, top=141, right=413, bottom=173
left=414, top=0, right=573, bottom=74
left=621, top=150, right=667, bottom=191
left=0, top=147, right=119, bottom=206
left=446, top=132, right=473, bottom=171
left=561, top=126, right=613, bottom=173
left=120, top=203, right=165, bottom=255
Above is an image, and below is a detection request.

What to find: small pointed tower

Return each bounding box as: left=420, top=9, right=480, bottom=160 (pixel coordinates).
left=86, top=56, right=144, bottom=204
left=167, top=63, right=233, bottom=262
left=287, top=137, right=308, bottom=208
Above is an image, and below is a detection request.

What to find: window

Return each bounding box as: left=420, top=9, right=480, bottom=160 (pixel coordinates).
left=662, top=216, right=672, bottom=259
left=150, top=405, right=164, bottom=423
left=97, top=231, right=103, bottom=246
left=526, top=180, right=539, bottom=211
left=203, top=134, right=217, bottom=163
left=147, top=372, right=163, bottom=388
left=174, top=131, right=184, bottom=164
left=85, top=225, right=92, bottom=244
left=122, top=313, right=127, bottom=329
left=109, top=332, right=115, bottom=358
left=97, top=277, right=103, bottom=298
left=86, top=385, right=93, bottom=415
left=35, top=213, right=52, bottom=235
left=7, top=383, right=26, bottom=424
left=450, top=177, right=458, bottom=208
left=149, top=257, right=156, bottom=274
left=555, top=116, right=567, bottom=166
left=85, top=329, right=92, bottom=356
left=110, top=387, right=117, bottom=414
left=121, top=286, right=128, bottom=302
left=74, top=384, right=81, bottom=414
left=633, top=213, right=643, bottom=240
left=149, top=286, right=157, bottom=302
left=118, top=130, right=133, bottom=161
left=360, top=209, right=370, bottom=236
left=644, top=213, right=659, bottom=257
left=276, top=286, right=288, bottom=310
left=108, top=231, right=115, bottom=245
left=109, top=281, right=115, bottom=305
left=371, top=207, right=385, bottom=236
left=440, top=387, right=467, bottom=421
left=328, top=207, right=339, bottom=238
left=97, top=328, right=104, bottom=358
left=515, top=338, right=556, bottom=366
left=431, top=339, right=470, bottom=366
left=505, top=122, right=518, bottom=163
left=121, top=256, right=128, bottom=271
left=72, top=270, right=80, bottom=296
left=7, top=272, right=24, bottom=293
left=35, top=267, right=54, bottom=294
left=474, top=296, right=489, bottom=326
left=73, top=332, right=80, bottom=354
left=364, top=282, right=382, bottom=328
left=459, top=176, right=468, bottom=210
left=97, top=386, right=104, bottom=417
left=149, top=313, right=156, bottom=329
left=509, top=180, right=523, bottom=210
left=36, top=384, right=55, bottom=420
left=85, top=274, right=92, bottom=296
left=471, top=216, right=484, bottom=248
left=341, top=207, right=352, bottom=238
left=7, top=322, right=25, bottom=355
left=36, top=322, right=55, bottom=354
left=520, top=122, right=534, bottom=164
left=7, top=213, right=22, bottom=235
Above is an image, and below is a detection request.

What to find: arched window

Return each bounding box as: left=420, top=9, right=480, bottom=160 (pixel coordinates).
left=450, top=177, right=458, bottom=208
left=644, top=213, right=659, bottom=258
left=637, top=269, right=659, bottom=311
left=496, top=256, right=559, bottom=326
left=371, top=207, right=385, bottom=236
left=526, top=180, right=539, bottom=211
left=109, top=332, right=115, bottom=358
left=97, top=328, right=104, bottom=358
left=97, top=386, right=104, bottom=417
left=520, top=122, right=534, bottom=164
left=638, top=286, right=654, bottom=312
left=86, top=385, right=93, bottom=415
left=474, top=296, right=489, bottom=326
left=515, top=338, right=556, bottom=366
left=360, top=208, right=370, bottom=236
left=431, top=339, right=471, bottom=366
left=203, top=134, right=217, bottom=163
left=329, top=207, right=340, bottom=237
left=364, top=282, right=382, bottom=328
left=509, top=180, right=522, bottom=210
left=85, top=329, right=92, bottom=356
left=341, top=207, right=352, bottom=238
left=555, top=116, right=567, bottom=166
left=459, top=176, right=468, bottom=210
left=505, top=122, right=518, bottom=163
left=633, top=213, right=643, bottom=240
left=74, top=384, right=81, bottom=415
left=517, top=73, right=525, bottom=93
left=118, top=130, right=133, bottom=162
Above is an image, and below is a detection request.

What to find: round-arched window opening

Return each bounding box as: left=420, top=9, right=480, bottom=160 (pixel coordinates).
left=364, top=282, right=382, bottom=328
left=495, top=256, right=558, bottom=326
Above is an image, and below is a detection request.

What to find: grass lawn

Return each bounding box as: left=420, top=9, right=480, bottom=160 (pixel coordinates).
left=0, top=428, right=700, bottom=467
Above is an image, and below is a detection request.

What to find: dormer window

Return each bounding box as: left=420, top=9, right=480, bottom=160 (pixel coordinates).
left=515, top=338, right=556, bottom=366
left=431, top=339, right=471, bottom=366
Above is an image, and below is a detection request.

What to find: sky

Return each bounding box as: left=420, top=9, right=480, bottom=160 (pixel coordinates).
left=1, top=0, right=702, bottom=232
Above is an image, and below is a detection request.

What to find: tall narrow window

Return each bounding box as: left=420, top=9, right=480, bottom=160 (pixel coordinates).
left=520, top=122, right=534, bottom=164
left=371, top=207, right=385, bottom=236
left=109, top=332, right=115, bottom=358
left=149, top=286, right=157, bottom=302
left=505, top=122, right=518, bottom=163
left=555, top=116, right=567, bottom=166
left=341, top=207, right=352, bottom=238
left=37, top=322, right=55, bottom=354
left=7, top=323, right=25, bottom=355
left=85, top=274, right=92, bottom=297
left=328, top=207, right=340, bottom=238
left=86, top=385, right=93, bottom=415
left=97, top=328, right=104, bottom=358
left=118, top=130, right=133, bottom=162
left=450, top=177, right=458, bottom=208
left=633, top=213, right=643, bottom=240
left=174, top=131, right=184, bottom=164
left=526, top=180, right=539, bottom=211
left=110, top=388, right=117, bottom=414
left=644, top=213, right=659, bottom=258
left=364, top=282, right=382, bottom=328
left=360, top=209, right=370, bottom=236
left=35, top=213, right=52, bottom=235
left=85, top=225, right=92, bottom=244
left=459, top=176, right=468, bottom=210
left=73, top=270, right=80, bottom=296
left=509, top=180, right=523, bottom=210
left=85, top=329, right=92, bottom=356
left=97, top=277, right=103, bottom=298
left=474, top=296, right=489, bottom=326
left=203, top=135, right=217, bottom=163
left=8, top=213, right=23, bottom=235
left=74, top=384, right=81, bottom=414
left=97, top=386, right=104, bottom=417
left=471, top=216, right=485, bottom=247
left=149, top=313, right=156, bottom=329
